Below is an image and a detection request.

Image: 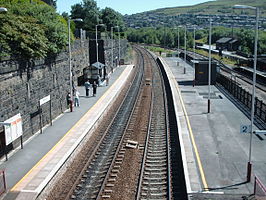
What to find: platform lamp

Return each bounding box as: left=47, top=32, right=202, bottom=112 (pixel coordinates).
left=68, top=18, right=83, bottom=112
left=115, top=26, right=121, bottom=66
left=184, top=25, right=187, bottom=74
left=193, top=25, right=196, bottom=87
left=207, top=17, right=212, bottom=114
left=111, top=27, right=114, bottom=72
left=233, top=4, right=259, bottom=183
left=177, top=26, right=182, bottom=58
left=96, top=24, right=105, bottom=68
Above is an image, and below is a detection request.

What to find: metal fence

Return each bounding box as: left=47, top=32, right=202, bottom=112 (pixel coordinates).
left=217, top=74, right=266, bottom=124
left=0, top=170, right=6, bottom=196
left=254, top=176, right=266, bottom=199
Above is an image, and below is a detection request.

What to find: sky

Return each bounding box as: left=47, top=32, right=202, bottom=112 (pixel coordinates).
left=57, top=0, right=211, bottom=15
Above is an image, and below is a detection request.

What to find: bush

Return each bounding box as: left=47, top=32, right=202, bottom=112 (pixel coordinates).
left=0, top=1, right=68, bottom=60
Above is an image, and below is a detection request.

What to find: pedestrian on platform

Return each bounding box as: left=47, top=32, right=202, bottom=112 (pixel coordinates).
left=74, top=89, right=80, bottom=107
left=66, top=92, right=73, bottom=112
left=84, top=80, right=90, bottom=97
left=93, top=81, right=97, bottom=97
left=106, top=75, right=109, bottom=86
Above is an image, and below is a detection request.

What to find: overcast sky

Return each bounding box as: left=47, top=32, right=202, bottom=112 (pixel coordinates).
left=57, top=0, right=211, bottom=15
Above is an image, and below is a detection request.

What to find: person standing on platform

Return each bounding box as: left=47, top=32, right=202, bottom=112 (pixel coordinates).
left=84, top=80, right=90, bottom=97
left=93, top=81, right=97, bottom=97
left=106, top=75, right=109, bottom=86
left=74, top=89, right=80, bottom=107
left=66, top=92, right=73, bottom=112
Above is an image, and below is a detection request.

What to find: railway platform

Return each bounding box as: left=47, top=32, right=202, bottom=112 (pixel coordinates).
left=0, top=65, right=134, bottom=200
left=160, top=57, right=266, bottom=199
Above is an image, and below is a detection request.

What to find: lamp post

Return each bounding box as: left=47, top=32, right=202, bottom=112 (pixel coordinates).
left=68, top=18, right=83, bottom=112
left=117, top=26, right=121, bottom=66
left=233, top=4, right=259, bottom=183
left=184, top=25, right=187, bottom=74
left=177, top=26, right=182, bottom=58
left=111, top=27, right=114, bottom=72
left=113, top=26, right=120, bottom=66
left=96, top=24, right=105, bottom=68
left=207, top=18, right=212, bottom=113
left=193, top=25, right=196, bottom=87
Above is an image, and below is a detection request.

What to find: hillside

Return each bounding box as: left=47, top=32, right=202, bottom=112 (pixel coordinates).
left=145, top=0, right=265, bottom=16
left=124, top=0, right=266, bottom=28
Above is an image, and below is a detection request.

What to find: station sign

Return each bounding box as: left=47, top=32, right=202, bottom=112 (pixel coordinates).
left=4, top=113, right=23, bottom=145
left=39, top=95, right=50, bottom=106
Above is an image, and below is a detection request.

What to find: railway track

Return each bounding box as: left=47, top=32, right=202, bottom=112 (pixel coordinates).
left=46, top=45, right=188, bottom=200
left=66, top=51, right=144, bottom=200
left=136, top=48, right=171, bottom=200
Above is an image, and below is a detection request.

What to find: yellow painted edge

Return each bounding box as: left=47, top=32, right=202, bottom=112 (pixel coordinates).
left=11, top=66, right=131, bottom=192
left=175, top=80, right=209, bottom=191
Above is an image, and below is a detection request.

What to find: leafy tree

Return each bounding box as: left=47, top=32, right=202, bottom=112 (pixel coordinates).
left=0, top=14, right=48, bottom=59
left=101, top=7, right=124, bottom=32
left=41, top=0, right=56, bottom=8
left=70, top=0, right=100, bottom=31
left=0, top=1, right=68, bottom=60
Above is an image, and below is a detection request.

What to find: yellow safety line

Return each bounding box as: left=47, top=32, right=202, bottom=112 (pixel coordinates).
left=175, top=81, right=209, bottom=191
left=11, top=67, right=130, bottom=192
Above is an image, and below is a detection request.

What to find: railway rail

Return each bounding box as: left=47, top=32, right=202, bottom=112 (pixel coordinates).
left=66, top=52, right=144, bottom=200
left=136, top=47, right=171, bottom=200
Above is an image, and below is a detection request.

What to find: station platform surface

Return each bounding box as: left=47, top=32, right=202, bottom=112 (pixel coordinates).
left=161, top=57, right=266, bottom=198
left=0, top=65, right=134, bottom=200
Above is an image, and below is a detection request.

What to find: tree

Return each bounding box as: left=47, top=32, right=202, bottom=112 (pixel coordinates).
left=101, top=7, right=124, bottom=32
left=70, top=0, right=100, bottom=32
left=0, top=1, right=68, bottom=60
left=0, top=14, right=48, bottom=59
left=41, top=0, right=56, bottom=8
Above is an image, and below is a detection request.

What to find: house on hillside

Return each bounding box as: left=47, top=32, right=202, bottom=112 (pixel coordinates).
left=216, top=37, right=240, bottom=51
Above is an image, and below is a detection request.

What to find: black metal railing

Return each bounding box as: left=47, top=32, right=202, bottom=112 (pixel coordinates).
left=217, top=73, right=266, bottom=125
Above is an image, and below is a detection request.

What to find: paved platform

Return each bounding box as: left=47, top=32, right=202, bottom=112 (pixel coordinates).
left=0, top=65, right=134, bottom=200
left=160, top=57, right=266, bottom=198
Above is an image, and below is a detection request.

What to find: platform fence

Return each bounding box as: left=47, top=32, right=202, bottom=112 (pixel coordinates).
left=0, top=170, right=6, bottom=196
left=217, top=74, right=266, bottom=125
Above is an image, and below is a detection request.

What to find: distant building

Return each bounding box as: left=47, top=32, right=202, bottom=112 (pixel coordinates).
left=216, top=37, right=239, bottom=51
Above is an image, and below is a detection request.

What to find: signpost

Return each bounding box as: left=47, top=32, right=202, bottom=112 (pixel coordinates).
left=39, top=95, right=52, bottom=134
left=0, top=113, right=23, bottom=160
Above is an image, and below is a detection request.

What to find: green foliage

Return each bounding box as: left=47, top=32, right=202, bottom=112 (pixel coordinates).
left=126, top=26, right=266, bottom=55
left=71, top=0, right=100, bottom=31
left=0, top=14, right=48, bottom=59
left=70, top=0, right=126, bottom=36
left=101, top=7, right=124, bottom=32
left=0, top=1, right=68, bottom=60
left=144, top=0, right=266, bottom=16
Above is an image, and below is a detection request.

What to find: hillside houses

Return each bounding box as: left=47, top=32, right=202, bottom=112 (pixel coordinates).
left=124, top=13, right=266, bottom=29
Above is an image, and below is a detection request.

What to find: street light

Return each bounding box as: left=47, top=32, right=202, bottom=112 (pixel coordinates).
left=96, top=24, right=105, bottom=68
left=68, top=18, right=83, bottom=112
left=233, top=4, right=259, bottom=183
left=0, top=7, right=7, bottom=12
left=116, top=26, right=121, bottom=66
left=177, top=26, right=182, bottom=58
left=193, top=25, right=196, bottom=87
left=111, top=27, right=114, bottom=72
left=184, top=25, right=187, bottom=74
left=208, top=18, right=212, bottom=113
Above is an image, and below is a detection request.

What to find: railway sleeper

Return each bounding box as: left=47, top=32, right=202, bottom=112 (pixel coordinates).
left=142, top=186, right=167, bottom=191
left=142, top=180, right=167, bottom=185
left=146, top=159, right=167, bottom=163
left=144, top=171, right=166, bottom=176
